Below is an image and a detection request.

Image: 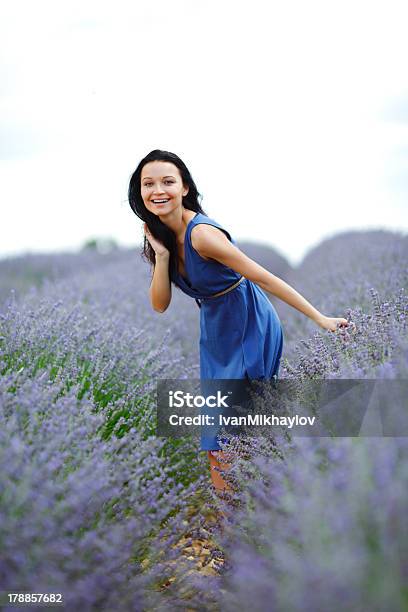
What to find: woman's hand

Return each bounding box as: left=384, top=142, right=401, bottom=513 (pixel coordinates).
left=317, top=315, right=356, bottom=333
left=144, top=223, right=169, bottom=257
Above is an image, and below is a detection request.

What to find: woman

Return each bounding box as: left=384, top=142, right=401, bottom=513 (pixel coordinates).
left=128, top=149, right=351, bottom=491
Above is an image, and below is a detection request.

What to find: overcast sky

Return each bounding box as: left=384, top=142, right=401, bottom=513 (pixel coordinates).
left=1, top=0, right=407, bottom=267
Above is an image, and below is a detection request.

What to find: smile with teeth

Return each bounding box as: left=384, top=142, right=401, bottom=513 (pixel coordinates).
left=152, top=199, right=170, bottom=205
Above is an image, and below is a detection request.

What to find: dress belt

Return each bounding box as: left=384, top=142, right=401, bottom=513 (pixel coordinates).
left=195, top=276, right=245, bottom=308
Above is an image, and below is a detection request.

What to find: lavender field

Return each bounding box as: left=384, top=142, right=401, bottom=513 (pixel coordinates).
left=1, top=229, right=407, bottom=611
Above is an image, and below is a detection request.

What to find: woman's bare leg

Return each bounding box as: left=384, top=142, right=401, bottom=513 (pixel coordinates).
left=207, top=450, right=233, bottom=491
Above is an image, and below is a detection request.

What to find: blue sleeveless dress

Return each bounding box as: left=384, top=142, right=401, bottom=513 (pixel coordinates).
left=172, top=212, right=284, bottom=451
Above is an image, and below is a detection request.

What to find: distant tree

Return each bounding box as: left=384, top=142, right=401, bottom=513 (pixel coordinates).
left=82, top=238, right=98, bottom=251
left=81, top=238, right=119, bottom=254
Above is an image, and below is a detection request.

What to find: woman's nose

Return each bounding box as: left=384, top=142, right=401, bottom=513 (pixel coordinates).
left=153, top=185, right=165, bottom=194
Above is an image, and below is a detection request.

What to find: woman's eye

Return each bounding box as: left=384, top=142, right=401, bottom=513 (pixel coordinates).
left=144, top=181, right=174, bottom=187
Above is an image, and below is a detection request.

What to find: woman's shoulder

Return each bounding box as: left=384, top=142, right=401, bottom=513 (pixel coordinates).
left=190, top=214, right=234, bottom=252
left=192, top=212, right=230, bottom=233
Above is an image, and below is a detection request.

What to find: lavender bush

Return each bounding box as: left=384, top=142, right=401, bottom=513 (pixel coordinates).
left=276, top=229, right=408, bottom=353
left=0, top=249, right=127, bottom=307
left=199, top=436, right=408, bottom=612
left=0, top=248, right=211, bottom=610
left=0, top=368, right=208, bottom=611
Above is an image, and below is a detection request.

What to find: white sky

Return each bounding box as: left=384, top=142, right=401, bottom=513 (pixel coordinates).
left=1, top=0, right=407, bottom=267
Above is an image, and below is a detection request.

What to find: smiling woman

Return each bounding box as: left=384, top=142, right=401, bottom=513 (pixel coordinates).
left=128, top=150, right=207, bottom=293
left=128, top=149, right=352, bottom=491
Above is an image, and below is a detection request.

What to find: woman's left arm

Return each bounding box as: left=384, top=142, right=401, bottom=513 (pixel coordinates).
left=191, top=224, right=352, bottom=333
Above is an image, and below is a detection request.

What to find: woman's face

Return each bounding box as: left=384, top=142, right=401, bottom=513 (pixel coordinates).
left=141, top=160, right=189, bottom=217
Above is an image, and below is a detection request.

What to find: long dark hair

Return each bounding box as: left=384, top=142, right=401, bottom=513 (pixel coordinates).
left=128, top=149, right=207, bottom=284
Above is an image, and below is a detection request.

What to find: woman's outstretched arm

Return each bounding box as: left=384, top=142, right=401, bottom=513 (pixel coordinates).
left=191, top=224, right=351, bottom=332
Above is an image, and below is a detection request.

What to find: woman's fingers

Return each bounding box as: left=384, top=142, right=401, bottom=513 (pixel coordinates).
left=335, top=318, right=357, bottom=332
left=324, top=317, right=357, bottom=333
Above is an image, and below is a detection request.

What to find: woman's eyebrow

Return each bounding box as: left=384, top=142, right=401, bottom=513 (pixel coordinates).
left=142, top=175, right=176, bottom=180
